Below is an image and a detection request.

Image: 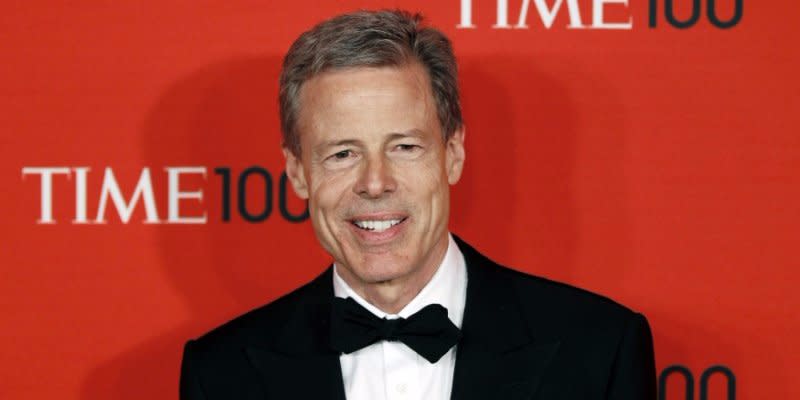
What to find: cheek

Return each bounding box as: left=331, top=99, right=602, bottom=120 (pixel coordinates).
left=309, top=171, right=351, bottom=219
left=405, top=162, right=449, bottom=217
left=428, top=161, right=452, bottom=213
left=307, top=181, right=346, bottom=255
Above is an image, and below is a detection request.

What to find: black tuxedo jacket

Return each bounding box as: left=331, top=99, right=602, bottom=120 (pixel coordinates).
left=180, top=237, right=656, bottom=399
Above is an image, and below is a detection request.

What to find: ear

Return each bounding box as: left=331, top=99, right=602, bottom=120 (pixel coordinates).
left=283, top=147, right=309, bottom=199
left=445, top=126, right=466, bottom=185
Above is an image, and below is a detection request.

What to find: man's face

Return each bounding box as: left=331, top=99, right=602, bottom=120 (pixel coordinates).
left=284, top=63, right=465, bottom=289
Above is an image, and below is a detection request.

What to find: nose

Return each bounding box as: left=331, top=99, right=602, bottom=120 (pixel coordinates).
left=353, top=153, right=397, bottom=198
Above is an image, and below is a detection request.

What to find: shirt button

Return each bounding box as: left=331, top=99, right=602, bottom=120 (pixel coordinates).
left=396, top=383, right=407, bottom=394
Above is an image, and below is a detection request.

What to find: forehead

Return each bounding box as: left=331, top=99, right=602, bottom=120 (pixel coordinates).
left=295, top=64, right=439, bottom=146
left=301, top=63, right=432, bottom=105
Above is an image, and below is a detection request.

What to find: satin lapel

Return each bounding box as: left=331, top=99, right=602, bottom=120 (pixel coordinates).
left=244, top=267, right=346, bottom=400
left=451, top=237, right=561, bottom=400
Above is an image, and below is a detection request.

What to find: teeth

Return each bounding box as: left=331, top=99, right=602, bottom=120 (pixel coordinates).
left=353, top=219, right=402, bottom=232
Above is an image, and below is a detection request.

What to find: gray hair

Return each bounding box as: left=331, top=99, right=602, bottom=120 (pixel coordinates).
left=279, top=9, right=463, bottom=156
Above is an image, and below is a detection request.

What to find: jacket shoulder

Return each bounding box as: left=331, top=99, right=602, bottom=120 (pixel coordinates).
left=502, top=264, right=640, bottom=331
left=180, top=270, right=333, bottom=398
left=456, top=236, right=641, bottom=336
left=455, top=236, right=636, bottom=324
left=188, top=270, right=329, bottom=353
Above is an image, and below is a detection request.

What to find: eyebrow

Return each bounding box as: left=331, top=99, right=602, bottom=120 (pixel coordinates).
left=312, top=129, right=426, bottom=154
left=386, top=129, right=425, bottom=141
left=314, top=139, right=362, bottom=152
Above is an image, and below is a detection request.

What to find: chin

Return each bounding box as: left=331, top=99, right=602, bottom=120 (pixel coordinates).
left=351, top=258, right=412, bottom=284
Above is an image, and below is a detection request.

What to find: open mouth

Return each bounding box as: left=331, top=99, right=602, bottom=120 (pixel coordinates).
left=350, top=217, right=407, bottom=233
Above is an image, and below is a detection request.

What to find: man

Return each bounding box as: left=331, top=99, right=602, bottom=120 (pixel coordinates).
left=180, top=10, right=656, bottom=400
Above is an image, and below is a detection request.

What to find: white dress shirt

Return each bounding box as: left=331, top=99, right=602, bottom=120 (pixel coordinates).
left=332, top=234, right=468, bottom=400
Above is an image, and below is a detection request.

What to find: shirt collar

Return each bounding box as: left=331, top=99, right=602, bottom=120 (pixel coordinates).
left=333, top=233, right=467, bottom=327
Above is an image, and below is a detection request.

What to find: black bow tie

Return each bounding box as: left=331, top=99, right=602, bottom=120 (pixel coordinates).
left=329, top=297, right=462, bottom=363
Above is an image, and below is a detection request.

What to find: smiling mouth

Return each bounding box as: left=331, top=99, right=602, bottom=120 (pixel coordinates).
left=350, top=217, right=407, bottom=233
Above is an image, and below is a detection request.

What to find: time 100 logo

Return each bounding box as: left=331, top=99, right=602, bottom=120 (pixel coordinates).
left=457, top=0, right=743, bottom=30
left=649, top=0, right=743, bottom=29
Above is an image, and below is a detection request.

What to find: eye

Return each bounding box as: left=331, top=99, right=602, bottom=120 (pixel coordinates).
left=326, top=149, right=356, bottom=164
left=395, top=144, right=420, bottom=152
left=332, top=150, right=352, bottom=159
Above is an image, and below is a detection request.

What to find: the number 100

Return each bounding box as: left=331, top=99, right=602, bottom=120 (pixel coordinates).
left=649, top=0, right=743, bottom=29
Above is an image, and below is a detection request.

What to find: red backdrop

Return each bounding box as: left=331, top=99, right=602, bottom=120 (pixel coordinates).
left=2, top=1, right=797, bottom=399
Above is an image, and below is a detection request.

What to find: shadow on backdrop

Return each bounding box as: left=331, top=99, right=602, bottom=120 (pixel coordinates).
left=455, top=56, right=583, bottom=282
left=79, top=55, right=327, bottom=399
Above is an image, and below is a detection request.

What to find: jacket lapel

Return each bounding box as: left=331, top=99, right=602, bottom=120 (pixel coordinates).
left=451, top=237, right=561, bottom=400
left=244, top=268, right=346, bottom=400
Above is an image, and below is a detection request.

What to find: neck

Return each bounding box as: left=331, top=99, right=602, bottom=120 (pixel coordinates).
left=338, top=235, right=449, bottom=314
